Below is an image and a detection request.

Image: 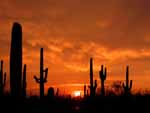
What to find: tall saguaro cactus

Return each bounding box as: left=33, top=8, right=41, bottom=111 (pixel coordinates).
left=123, top=66, right=132, bottom=95
left=99, top=65, right=107, bottom=96
left=34, top=48, right=48, bottom=98
left=10, top=22, right=22, bottom=97
left=22, top=64, right=27, bottom=97
left=89, top=58, right=97, bottom=97
left=0, top=60, right=6, bottom=96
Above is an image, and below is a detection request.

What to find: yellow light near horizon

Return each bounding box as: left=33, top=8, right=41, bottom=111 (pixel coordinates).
left=73, top=91, right=81, bottom=97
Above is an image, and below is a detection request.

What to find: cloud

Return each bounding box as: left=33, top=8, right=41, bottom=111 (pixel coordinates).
left=1, top=0, right=150, bottom=92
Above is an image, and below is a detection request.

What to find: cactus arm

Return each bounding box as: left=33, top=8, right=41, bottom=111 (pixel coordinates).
left=104, top=68, right=107, bottom=80
left=129, top=80, right=132, bottom=90
left=122, top=82, right=125, bottom=88
left=99, top=70, right=101, bottom=79
left=122, top=82, right=126, bottom=89
left=84, top=85, right=86, bottom=95
left=100, top=66, right=103, bottom=79
left=3, top=72, right=6, bottom=86
left=34, top=75, right=40, bottom=83
left=100, top=65, right=107, bottom=81
left=94, top=80, right=97, bottom=92
left=94, top=80, right=97, bottom=89
left=43, top=68, right=48, bottom=82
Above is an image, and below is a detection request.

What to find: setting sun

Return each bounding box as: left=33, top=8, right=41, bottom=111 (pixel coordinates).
left=73, top=91, right=81, bottom=97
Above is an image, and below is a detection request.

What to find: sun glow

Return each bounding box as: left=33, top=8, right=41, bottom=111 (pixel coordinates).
left=73, top=91, right=81, bottom=97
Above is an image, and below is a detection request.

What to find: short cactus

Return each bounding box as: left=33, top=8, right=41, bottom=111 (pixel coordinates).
left=123, top=66, right=132, bottom=95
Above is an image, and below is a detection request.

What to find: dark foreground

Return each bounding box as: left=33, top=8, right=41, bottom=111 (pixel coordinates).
left=0, top=94, right=150, bottom=113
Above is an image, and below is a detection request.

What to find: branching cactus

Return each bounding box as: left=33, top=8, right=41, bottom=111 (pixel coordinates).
left=99, top=65, right=107, bottom=96
left=89, top=58, right=97, bottom=97
left=34, top=48, right=48, bottom=98
left=22, top=64, right=27, bottom=97
left=0, top=60, right=6, bottom=96
left=123, top=66, right=132, bottom=95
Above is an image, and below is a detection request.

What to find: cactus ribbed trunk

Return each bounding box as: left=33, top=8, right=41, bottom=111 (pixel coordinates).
left=10, top=22, right=22, bottom=97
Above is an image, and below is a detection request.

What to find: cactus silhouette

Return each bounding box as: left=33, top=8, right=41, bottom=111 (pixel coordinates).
left=22, top=64, right=27, bottom=97
left=87, top=89, right=88, bottom=96
left=89, top=58, right=97, bottom=97
left=123, top=66, right=132, bottom=95
left=10, top=22, right=22, bottom=97
left=0, top=60, right=6, bottom=96
left=47, top=87, right=54, bottom=98
left=84, top=84, right=86, bottom=97
left=99, top=65, right=107, bottom=96
left=34, top=48, right=48, bottom=98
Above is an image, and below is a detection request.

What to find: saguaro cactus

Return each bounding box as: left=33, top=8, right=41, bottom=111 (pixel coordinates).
left=123, top=66, right=132, bottom=95
left=89, top=58, right=97, bottom=97
left=0, top=60, right=6, bottom=96
left=99, top=65, right=107, bottom=96
left=34, top=48, right=48, bottom=98
left=22, top=64, right=27, bottom=97
left=10, top=22, right=22, bottom=97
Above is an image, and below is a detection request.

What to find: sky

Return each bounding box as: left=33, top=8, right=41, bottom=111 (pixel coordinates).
left=1, top=0, right=150, bottom=96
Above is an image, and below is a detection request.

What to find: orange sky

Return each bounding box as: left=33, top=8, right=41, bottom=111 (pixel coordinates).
left=1, top=0, right=150, bottom=96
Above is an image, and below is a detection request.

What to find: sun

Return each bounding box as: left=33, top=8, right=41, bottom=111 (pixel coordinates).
left=73, top=91, right=81, bottom=97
